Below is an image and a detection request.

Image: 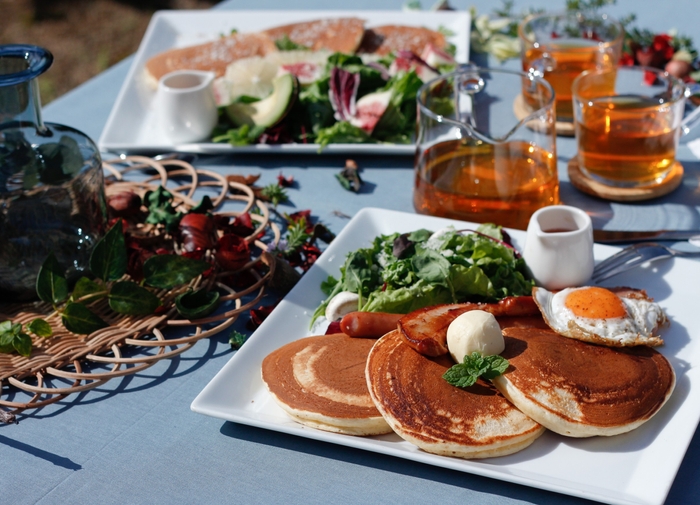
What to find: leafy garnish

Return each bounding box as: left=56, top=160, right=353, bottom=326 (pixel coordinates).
left=315, top=121, right=373, bottom=148
left=260, top=183, right=289, bottom=206
left=212, top=124, right=266, bottom=146
left=142, top=255, right=211, bottom=290
left=175, top=288, right=220, bottom=319
left=275, top=34, right=310, bottom=51
left=36, top=252, right=69, bottom=305
left=443, top=352, right=510, bottom=388
left=229, top=329, right=248, bottom=349
left=0, top=321, right=33, bottom=357
left=90, top=219, right=127, bottom=282
left=336, top=159, right=363, bottom=192
left=143, top=187, right=183, bottom=232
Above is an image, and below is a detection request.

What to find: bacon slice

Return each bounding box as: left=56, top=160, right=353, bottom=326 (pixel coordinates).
left=398, top=296, right=543, bottom=357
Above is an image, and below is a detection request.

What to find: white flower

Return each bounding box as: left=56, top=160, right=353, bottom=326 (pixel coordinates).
left=475, top=14, right=493, bottom=38
left=486, top=34, right=521, bottom=61
left=488, top=17, right=513, bottom=32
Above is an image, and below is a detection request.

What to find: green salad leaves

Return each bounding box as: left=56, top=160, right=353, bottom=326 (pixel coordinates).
left=311, top=224, right=534, bottom=324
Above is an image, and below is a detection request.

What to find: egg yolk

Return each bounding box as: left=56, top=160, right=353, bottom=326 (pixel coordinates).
left=564, top=287, right=627, bottom=319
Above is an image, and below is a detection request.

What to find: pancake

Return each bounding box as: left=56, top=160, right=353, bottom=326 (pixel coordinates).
left=144, top=32, right=277, bottom=87
left=357, top=25, right=447, bottom=56
left=261, top=333, right=392, bottom=436
left=262, top=18, right=366, bottom=53
left=366, top=330, right=544, bottom=459
left=492, top=327, right=676, bottom=437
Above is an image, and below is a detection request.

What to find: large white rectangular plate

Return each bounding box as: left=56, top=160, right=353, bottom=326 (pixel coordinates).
left=98, top=9, right=470, bottom=155
left=191, top=208, right=700, bottom=505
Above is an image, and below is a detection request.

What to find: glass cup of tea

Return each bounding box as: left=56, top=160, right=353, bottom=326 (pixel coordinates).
left=518, top=11, right=624, bottom=122
left=414, top=66, right=560, bottom=230
left=571, top=66, right=690, bottom=188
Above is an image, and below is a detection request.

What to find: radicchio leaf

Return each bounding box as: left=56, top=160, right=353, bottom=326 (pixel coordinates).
left=328, top=67, right=360, bottom=122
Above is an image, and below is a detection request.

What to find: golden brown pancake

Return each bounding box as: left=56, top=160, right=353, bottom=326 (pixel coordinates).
left=492, top=327, right=676, bottom=437
left=366, top=330, right=544, bottom=459
left=262, top=18, right=366, bottom=53
left=357, top=25, right=447, bottom=55
left=261, top=333, right=392, bottom=436
left=144, top=32, right=277, bottom=87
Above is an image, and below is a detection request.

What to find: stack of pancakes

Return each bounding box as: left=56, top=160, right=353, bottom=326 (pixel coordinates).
left=262, top=296, right=675, bottom=460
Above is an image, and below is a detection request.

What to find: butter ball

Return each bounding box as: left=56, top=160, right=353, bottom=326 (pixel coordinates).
left=446, top=310, right=505, bottom=363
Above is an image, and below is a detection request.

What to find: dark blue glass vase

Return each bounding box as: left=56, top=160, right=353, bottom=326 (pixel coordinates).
left=0, top=45, right=106, bottom=301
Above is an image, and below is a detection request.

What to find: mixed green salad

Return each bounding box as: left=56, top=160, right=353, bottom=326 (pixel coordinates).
left=212, top=43, right=457, bottom=148
left=311, top=224, right=535, bottom=324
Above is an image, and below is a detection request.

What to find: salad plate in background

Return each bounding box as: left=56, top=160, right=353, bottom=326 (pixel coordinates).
left=192, top=207, right=700, bottom=505
left=98, top=9, right=471, bottom=155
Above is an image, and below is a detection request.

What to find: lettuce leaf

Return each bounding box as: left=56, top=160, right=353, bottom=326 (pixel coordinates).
left=310, top=225, right=534, bottom=325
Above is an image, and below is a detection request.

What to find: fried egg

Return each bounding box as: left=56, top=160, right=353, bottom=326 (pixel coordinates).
left=532, top=286, right=667, bottom=347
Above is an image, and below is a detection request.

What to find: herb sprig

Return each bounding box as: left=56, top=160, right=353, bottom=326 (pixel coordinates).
left=443, top=352, right=510, bottom=388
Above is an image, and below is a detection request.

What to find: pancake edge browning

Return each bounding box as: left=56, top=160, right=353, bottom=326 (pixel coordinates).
left=492, top=327, right=676, bottom=437
left=262, top=333, right=393, bottom=436
left=366, top=331, right=544, bottom=459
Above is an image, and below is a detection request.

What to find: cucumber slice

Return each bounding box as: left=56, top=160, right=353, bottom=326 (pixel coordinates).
left=225, top=73, right=297, bottom=128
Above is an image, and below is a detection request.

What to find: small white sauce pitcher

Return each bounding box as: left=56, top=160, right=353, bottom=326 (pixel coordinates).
left=523, top=206, right=594, bottom=290
left=156, top=70, right=217, bottom=144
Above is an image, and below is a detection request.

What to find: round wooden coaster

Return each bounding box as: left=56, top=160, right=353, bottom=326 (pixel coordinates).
left=513, top=94, right=575, bottom=137
left=568, top=157, right=684, bottom=202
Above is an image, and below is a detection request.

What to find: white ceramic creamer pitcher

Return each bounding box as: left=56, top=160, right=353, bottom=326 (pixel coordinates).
left=523, top=206, right=594, bottom=290
left=156, top=70, right=217, bottom=144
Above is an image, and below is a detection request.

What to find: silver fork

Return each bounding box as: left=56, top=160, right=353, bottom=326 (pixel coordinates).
left=592, top=242, right=700, bottom=283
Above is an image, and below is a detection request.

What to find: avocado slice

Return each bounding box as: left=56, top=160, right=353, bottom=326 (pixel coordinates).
left=225, top=73, right=298, bottom=128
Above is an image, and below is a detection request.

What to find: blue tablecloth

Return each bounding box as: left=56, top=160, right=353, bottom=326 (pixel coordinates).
left=4, top=1, right=700, bottom=504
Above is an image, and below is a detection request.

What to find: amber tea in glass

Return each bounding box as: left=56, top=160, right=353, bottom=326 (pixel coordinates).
left=519, top=12, right=623, bottom=122
left=415, top=139, right=559, bottom=230
left=572, top=66, right=686, bottom=187
left=415, top=67, right=559, bottom=230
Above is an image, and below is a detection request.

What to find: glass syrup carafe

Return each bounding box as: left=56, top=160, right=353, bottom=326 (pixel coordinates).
left=0, top=44, right=106, bottom=301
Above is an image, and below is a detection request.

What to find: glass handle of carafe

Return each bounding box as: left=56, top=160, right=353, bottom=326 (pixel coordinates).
left=682, top=84, right=700, bottom=135
left=528, top=53, right=556, bottom=79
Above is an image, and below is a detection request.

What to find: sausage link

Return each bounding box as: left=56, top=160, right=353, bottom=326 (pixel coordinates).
left=340, top=311, right=403, bottom=338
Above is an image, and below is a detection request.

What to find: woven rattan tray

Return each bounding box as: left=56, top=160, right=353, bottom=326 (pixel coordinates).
left=0, top=156, right=279, bottom=422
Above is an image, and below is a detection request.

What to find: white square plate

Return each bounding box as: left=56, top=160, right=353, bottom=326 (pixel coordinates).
left=191, top=207, right=700, bottom=505
left=98, top=10, right=470, bottom=155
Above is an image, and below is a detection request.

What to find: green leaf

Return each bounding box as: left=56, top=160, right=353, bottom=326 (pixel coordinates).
left=12, top=332, right=32, bottom=357
left=142, top=255, right=211, bottom=290
left=229, top=330, right=248, bottom=349
left=443, top=352, right=510, bottom=388
left=108, top=281, right=161, bottom=316
left=61, top=302, right=108, bottom=335
left=174, top=288, right=220, bottom=319
left=315, top=121, right=373, bottom=149
left=212, top=124, right=266, bottom=146
left=260, top=184, right=288, bottom=207
left=36, top=252, right=69, bottom=304
left=0, top=330, right=15, bottom=353
left=90, top=220, right=127, bottom=282
left=143, top=186, right=183, bottom=232
left=274, top=34, right=310, bottom=51
left=71, top=277, right=104, bottom=302
left=0, top=321, right=13, bottom=333
left=189, top=195, right=214, bottom=214
left=412, top=249, right=452, bottom=285
left=27, top=319, right=52, bottom=338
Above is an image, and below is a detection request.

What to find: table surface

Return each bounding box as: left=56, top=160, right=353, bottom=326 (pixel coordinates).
left=4, top=1, right=700, bottom=504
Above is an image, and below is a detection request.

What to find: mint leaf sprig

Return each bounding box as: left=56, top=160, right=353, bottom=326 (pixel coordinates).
left=443, top=352, right=510, bottom=388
